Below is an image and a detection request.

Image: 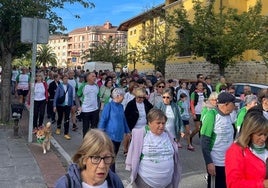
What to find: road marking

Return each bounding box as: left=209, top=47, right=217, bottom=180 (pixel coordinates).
left=50, top=136, right=72, bottom=165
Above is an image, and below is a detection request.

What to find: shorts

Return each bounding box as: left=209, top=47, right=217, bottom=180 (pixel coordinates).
left=182, top=120, right=189, bottom=126
left=17, top=89, right=29, bottom=97
left=194, top=114, right=201, bottom=122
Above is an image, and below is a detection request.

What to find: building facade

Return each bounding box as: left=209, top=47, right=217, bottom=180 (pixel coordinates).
left=48, top=35, right=68, bottom=67
left=67, top=21, right=126, bottom=68
left=119, top=0, right=268, bottom=83
left=48, top=21, right=127, bottom=68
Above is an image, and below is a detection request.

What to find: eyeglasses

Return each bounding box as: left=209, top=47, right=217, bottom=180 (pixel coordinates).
left=137, top=96, right=146, bottom=99
left=158, top=85, right=165, bottom=88
left=89, top=156, right=114, bottom=164
left=162, top=96, right=170, bottom=99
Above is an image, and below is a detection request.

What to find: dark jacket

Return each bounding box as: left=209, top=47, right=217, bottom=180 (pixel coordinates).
left=125, top=98, right=153, bottom=131
left=48, top=80, right=60, bottom=100
left=55, top=163, right=124, bottom=188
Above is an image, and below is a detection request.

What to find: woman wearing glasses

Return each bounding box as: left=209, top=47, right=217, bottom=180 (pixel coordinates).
left=149, top=80, right=166, bottom=106
left=155, top=88, right=184, bottom=148
left=55, top=129, right=124, bottom=188
left=126, top=109, right=181, bottom=187
left=124, top=88, right=153, bottom=155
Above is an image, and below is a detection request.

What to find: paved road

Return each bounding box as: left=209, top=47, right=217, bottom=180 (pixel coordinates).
left=50, top=118, right=207, bottom=188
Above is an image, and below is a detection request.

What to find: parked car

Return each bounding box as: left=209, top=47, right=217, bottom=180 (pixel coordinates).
left=232, top=83, right=268, bottom=97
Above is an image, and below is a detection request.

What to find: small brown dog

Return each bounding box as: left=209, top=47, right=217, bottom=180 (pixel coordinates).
left=36, top=122, right=52, bottom=154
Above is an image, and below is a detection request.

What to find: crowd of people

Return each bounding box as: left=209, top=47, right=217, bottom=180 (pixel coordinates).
left=11, top=65, right=268, bottom=188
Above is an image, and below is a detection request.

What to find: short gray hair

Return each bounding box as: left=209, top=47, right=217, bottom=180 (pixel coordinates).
left=111, top=88, right=125, bottom=99
left=245, top=94, right=257, bottom=105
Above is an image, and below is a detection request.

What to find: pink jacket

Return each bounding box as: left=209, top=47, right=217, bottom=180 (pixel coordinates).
left=125, top=127, right=181, bottom=187
left=225, top=143, right=266, bottom=188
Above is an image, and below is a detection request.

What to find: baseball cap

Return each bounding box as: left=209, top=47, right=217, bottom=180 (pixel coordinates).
left=217, top=92, right=240, bottom=104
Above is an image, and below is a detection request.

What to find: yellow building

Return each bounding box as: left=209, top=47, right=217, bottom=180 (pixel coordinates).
left=119, top=0, right=268, bottom=74
left=118, top=4, right=165, bottom=73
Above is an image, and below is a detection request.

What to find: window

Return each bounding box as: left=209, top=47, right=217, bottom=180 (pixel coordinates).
left=177, top=28, right=191, bottom=57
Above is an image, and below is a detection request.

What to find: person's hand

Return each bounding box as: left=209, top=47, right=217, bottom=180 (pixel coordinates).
left=53, top=107, right=57, bottom=112
left=207, top=163, right=216, bottom=176
left=192, top=114, right=196, bottom=120
left=180, top=132, right=185, bottom=138
left=263, top=180, right=268, bottom=188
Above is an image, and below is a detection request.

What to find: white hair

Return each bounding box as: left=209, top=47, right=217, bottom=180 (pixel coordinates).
left=111, top=88, right=125, bottom=99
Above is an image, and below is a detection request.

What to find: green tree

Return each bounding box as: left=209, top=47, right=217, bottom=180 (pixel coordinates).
left=136, top=7, right=174, bottom=76
left=168, top=0, right=268, bottom=75
left=0, top=0, right=94, bottom=122
left=37, top=44, right=57, bottom=67
left=83, top=38, right=128, bottom=71
left=13, top=51, right=32, bottom=68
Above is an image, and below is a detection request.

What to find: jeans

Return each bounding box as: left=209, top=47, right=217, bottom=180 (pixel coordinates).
left=56, top=105, right=71, bottom=135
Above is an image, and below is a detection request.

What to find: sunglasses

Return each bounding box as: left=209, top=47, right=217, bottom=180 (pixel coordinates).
left=158, top=85, right=165, bottom=88
left=137, top=96, right=146, bottom=99
left=162, top=96, right=170, bottom=99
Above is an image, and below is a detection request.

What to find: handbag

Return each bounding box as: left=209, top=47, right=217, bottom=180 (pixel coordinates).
left=57, top=86, right=68, bottom=105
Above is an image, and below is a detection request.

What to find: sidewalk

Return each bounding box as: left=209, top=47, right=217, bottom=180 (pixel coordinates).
left=0, top=102, right=66, bottom=188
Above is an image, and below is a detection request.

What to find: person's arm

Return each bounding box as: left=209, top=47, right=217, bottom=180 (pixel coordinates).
left=98, top=103, right=110, bottom=131
left=190, top=92, right=196, bottom=118
left=200, top=110, right=215, bottom=175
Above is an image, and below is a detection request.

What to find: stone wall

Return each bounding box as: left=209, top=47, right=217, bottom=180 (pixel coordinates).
left=165, top=61, right=268, bottom=84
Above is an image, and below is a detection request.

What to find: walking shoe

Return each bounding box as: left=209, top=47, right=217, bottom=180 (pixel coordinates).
left=64, top=134, right=71, bottom=140
left=187, top=145, right=195, bottom=151
left=55, top=128, right=61, bottom=135
left=72, top=124, right=78, bottom=131
left=177, top=142, right=183, bottom=148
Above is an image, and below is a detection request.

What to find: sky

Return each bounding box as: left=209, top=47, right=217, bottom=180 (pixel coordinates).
left=54, top=0, right=164, bottom=32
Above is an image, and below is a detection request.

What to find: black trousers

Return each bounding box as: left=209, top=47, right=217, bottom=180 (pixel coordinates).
left=82, top=109, right=99, bottom=137
left=47, top=99, right=56, bottom=121
left=207, top=166, right=226, bottom=188
left=110, top=141, right=121, bottom=173
left=56, top=105, right=71, bottom=135
left=33, top=99, right=46, bottom=128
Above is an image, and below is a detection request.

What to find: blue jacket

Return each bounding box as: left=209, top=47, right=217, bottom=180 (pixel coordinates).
left=155, top=101, right=184, bottom=138
left=98, top=100, right=130, bottom=142
left=54, top=163, right=124, bottom=188
left=53, top=83, right=73, bottom=107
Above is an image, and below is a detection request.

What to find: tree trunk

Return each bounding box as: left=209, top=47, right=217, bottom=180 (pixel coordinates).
left=0, top=50, right=12, bottom=122
left=218, top=63, right=225, bottom=76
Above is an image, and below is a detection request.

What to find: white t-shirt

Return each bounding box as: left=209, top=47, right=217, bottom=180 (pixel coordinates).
left=34, top=82, right=46, bottom=101
left=68, top=78, right=77, bottom=100
left=81, top=84, right=99, bottom=112
left=165, top=105, right=176, bottom=139
left=82, top=180, right=108, bottom=188
left=134, top=102, right=147, bottom=129
left=139, top=131, right=174, bottom=187
left=17, top=74, right=30, bottom=90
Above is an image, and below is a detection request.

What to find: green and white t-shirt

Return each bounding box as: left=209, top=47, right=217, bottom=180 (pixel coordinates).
left=201, top=109, right=234, bottom=166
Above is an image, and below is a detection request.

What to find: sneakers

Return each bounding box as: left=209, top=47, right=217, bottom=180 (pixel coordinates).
left=55, top=128, right=61, bottom=135
left=177, top=142, right=183, bottom=148
left=187, top=145, right=195, bottom=151
left=64, top=134, right=71, bottom=140
left=72, top=124, right=78, bottom=131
